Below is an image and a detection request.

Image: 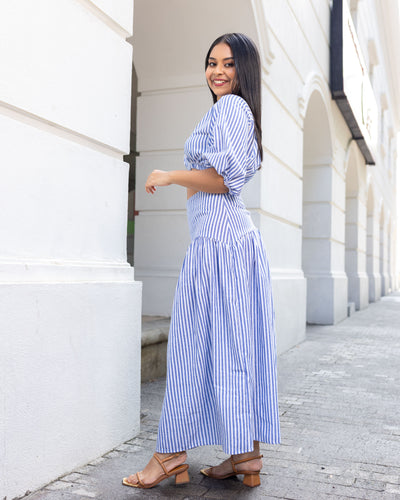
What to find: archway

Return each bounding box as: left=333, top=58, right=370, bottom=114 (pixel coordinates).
left=301, top=88, right=346, bottom=324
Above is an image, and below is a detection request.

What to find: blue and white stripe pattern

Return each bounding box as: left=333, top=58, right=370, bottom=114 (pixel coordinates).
left=156, top=94, right=280, bottom=455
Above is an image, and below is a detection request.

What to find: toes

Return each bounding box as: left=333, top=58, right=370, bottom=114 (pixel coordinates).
left=124, top=473, right=138, bottom=485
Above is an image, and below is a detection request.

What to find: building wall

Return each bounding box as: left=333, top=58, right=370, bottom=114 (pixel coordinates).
left=133, top=0, right=398, bottom=353
left=0, top=1, right=141, bottom=498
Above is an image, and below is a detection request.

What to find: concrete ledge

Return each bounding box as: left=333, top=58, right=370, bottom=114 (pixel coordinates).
left=141, top=316, right=170, bottom=382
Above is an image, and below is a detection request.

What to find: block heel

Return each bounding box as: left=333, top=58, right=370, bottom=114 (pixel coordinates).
left=175, top=468, right=190, bottom=484
left=243, top=472, right=260, bottom=487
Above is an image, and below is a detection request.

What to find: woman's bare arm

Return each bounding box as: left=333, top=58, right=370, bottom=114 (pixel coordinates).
left=145, top=168, right=228, bottom=195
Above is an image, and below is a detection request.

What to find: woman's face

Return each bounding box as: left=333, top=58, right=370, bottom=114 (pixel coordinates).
left=205, top=43, right=236, bottom=100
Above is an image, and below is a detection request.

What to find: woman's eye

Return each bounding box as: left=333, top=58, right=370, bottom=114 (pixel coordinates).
left=208, top=61, right=216, bottom=67
left=225, top=63, right=234, bottom=67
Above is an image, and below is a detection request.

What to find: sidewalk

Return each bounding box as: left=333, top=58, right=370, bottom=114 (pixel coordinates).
left=26, top=293, right=400, bottom=500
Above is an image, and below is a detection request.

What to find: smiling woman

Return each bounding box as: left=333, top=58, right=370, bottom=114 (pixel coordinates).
left=205, top=33, right=263, bottom=161
left=123, top=33, right=280, bottom=491
left=205, top=43, right=236, bottom=99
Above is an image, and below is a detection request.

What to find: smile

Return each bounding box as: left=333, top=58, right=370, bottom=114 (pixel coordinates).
left=213, top=80, right=229, bottom=86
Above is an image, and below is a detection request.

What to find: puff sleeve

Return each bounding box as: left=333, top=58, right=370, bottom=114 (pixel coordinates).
left=187, top=94, right=258, bottom=196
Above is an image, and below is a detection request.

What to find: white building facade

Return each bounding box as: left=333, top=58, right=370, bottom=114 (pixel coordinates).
left=1, top=0, right=399, bottom=498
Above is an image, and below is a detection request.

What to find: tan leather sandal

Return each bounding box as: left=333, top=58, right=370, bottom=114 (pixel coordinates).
left=122, top=452, right=189, bottom=489
left=201, top=454, right=263, bottom=487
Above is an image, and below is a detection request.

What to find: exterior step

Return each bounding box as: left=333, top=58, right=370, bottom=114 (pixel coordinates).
left=141, top=316, right=170, bottom=382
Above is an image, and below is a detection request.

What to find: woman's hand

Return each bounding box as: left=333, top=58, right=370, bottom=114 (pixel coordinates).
left=145, top=168, right=228, bottom=195
left=145, top=170, right=171, bottom=194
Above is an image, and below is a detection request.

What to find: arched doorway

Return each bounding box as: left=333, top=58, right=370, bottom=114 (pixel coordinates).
left=302, top=88, right=346, bottom=324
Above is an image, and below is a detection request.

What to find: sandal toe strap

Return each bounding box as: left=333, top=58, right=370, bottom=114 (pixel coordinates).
left=136, top=471, right=144, bottom=487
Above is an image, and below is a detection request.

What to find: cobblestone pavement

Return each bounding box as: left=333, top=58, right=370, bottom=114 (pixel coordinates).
left=25, top=292, right=400, bottom=500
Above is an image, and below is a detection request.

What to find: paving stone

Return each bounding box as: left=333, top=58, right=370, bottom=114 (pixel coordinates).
left=114, top=443, right=143, bottom=453
left=44, top=481, right=72, bottom=491
left=68, top=488, right=97, bottom=498
left=87, top=457, right=106, bottom=467
left=60, top=473, right=89, bottom=483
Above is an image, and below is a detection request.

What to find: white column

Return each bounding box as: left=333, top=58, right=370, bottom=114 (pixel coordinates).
left=345, top=193, right=369, bottom=309
left=0, top=2, right=141, bottom=498
left=302, top=163, right=348, bottom=324
left=382, top=225, right=390, bottom=294
left=367, top=209, right=381, bottom=301
left=380, top=219, right=389, bottom=296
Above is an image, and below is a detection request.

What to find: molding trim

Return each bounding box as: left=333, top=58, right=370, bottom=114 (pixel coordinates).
left=251, top=0, right=275, bottom=76
left=76, top=0, right=132, bottom=38
left=299, top=71, right=332, bottom=122
left=0, top=260, right=135, bottom=284
left=299, top=71, right=336, bottom=166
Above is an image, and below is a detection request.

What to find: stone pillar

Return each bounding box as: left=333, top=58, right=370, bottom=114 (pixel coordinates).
left=367, top=208, right=382, bottom=302
left=345, top=193, right=369, bottom=310
left=380, top=216, right=389, bottom=296
left=382, top=225, right=390, bottom=294
left=0, top=2, right=141, bottom=498
left=302, top=162, right=348, bottom=324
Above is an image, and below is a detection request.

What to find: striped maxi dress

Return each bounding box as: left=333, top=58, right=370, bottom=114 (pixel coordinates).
left=156, top=93, right=280, bottom=455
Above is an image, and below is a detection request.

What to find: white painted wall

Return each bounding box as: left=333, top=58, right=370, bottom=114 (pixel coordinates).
left=0, top=1, right=141, bottom=498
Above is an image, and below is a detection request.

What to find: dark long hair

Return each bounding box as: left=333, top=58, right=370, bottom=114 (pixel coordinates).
left=205, top=33, right=263, bottom=161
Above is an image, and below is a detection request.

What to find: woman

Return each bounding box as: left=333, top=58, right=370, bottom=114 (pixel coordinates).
left=123, top=32, right=280, bottom=490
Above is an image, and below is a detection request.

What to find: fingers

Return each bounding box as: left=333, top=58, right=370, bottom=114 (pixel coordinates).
left=145, top=169, right=169, bottom=194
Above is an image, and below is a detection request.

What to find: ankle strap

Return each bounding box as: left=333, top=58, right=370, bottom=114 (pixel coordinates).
left=230, top=454, right=263, bottom=474
left=153, top=453, right=185, bottom=475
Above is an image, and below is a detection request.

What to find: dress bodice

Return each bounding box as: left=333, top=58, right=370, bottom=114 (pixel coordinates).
left=184, top=94, right=261, bottom=197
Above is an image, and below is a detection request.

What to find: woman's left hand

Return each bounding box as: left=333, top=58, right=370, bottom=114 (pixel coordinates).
left=145, top=170, right=171, bottom=194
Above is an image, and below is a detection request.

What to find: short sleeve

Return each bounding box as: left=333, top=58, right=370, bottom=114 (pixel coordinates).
left=195, top=95, right=254, bottom=196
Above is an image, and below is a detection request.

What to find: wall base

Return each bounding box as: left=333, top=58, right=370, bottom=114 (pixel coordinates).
left=368, top=272, right=381, bottom=303
left=305, top=272, right=348, bottom=325
left=348, top=272, right=369, bottom=310
left=381, top=272, right=390, bottom=296
left=271, top=272, right=307, bottom=354
left=0, top=281, right=142, bottom=500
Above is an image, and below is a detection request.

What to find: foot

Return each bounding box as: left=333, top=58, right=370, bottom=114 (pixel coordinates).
left=124, top=451, right=187, bottom=487
left=203, top=442, right=262, bottom=478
